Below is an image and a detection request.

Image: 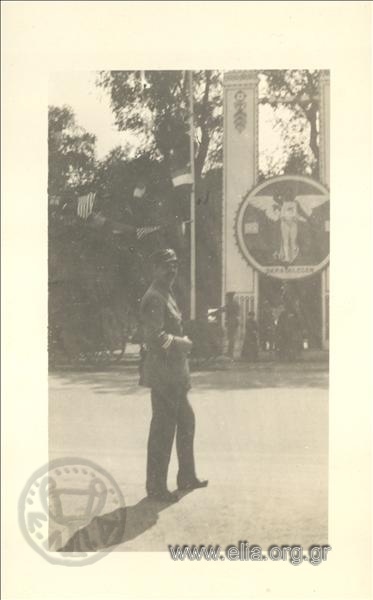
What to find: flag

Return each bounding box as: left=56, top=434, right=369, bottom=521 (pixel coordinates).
left=171, top=165, right=193, bottom=188
left=77, top=192, right=96, bottom=220
left=133, top=185, right=146, bottom=199
left=136, top=225, right=162, bottom=241
left=178, top=218, right=193, bottom=236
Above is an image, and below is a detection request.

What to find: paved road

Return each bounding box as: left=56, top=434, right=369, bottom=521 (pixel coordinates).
left=49, top=362, right=328, bottom=551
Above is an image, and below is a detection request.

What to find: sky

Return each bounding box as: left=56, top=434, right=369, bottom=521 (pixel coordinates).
left=49, top=71, right=138, bottom=159
left=49, top=71, right=292, bottom=171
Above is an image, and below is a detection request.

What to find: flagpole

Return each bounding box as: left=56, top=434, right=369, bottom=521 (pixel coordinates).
left=188, top=70, right=196, bottom=321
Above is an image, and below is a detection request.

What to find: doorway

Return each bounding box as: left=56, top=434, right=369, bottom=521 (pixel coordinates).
left=258, top=273, right=322, bottom=349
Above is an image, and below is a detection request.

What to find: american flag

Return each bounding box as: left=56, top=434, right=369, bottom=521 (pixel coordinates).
left=77, top=192, right=96, bottom=220
left=136, top=225, right=161, bottom=240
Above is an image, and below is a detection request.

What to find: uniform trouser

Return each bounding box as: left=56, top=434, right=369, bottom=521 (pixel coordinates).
left=146, top=386, right=196, bottom=494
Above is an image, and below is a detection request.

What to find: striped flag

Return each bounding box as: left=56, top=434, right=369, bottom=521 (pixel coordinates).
left=136, top=225, right=161, bottom=241
left=176, top=218, right=193, bottom=236
left=77, top=192, right=96, bottom=220
left=171, top=165, right=193, bottom=188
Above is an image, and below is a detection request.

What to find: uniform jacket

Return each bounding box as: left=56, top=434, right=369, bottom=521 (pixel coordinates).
left=140, top=281, right=191, bottom=391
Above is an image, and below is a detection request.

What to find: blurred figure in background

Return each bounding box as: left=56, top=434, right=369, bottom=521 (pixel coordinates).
left=241, top=311, right=259, bottom=362
left=260, top=300, right=276, bottom=351
left=276, top=304, right=302, bottom=362
left=224, top=292, right=240, bottom=359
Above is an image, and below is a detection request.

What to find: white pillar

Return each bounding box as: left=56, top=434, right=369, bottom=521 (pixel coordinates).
left=319, top=70, right=330, bottom=350
left=222, top=71, right=259, bottom=357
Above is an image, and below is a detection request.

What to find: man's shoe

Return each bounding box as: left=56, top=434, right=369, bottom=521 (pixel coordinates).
left=147, top=490, right=179, bottom=503
left=178, top=479, right=209, bottom=491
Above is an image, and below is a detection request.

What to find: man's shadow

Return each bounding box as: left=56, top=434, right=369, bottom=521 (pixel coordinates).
left=59, top=491, right=191, bottom=552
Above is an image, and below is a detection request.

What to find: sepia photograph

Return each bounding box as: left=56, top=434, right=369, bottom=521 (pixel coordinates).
left=47, top=68, right=329, bottom=555
left=3, top=3, right=371, bottom=599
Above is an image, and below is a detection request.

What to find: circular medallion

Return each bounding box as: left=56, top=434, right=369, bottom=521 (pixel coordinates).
left=235, top=175, right=329, bottom=279
left=19, top=457, right=126, bottom=566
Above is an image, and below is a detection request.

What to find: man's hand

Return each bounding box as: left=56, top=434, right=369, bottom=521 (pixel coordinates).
left=177, top=336, right=193, bottom=353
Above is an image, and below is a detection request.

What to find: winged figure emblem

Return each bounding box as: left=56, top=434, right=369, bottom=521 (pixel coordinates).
left=246, top=193, right=328, bottom=264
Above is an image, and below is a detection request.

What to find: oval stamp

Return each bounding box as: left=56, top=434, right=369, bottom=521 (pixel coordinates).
left=19, top=457, right=126, bottom=566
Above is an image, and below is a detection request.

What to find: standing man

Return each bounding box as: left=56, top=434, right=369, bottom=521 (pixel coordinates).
left=140, top=248, right=208, bottom=503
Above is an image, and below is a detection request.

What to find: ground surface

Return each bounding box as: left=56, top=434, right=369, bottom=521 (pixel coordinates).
left=49, top=355, right=328, bottom=552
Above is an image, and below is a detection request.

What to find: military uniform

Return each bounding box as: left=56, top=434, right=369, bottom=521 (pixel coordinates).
left=140, top=275, right=198, bottom=496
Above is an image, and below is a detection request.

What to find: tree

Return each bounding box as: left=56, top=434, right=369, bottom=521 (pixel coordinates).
left=98, top=70, right=321, bottom=183
left=95, top=70, right=323, bottom=322
left=48, top=105, right=96, bottom=197
left=97, top=71, right=223, bottom=180
left=259, top=70, right=320, bottom=178
left=94, top=146, right=170, bottom=201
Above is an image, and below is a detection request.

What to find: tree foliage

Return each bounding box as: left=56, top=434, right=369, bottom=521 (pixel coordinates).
left=93, top=146, right=171, bottom=203
left=48, top=71, right=325, bottom=348
left=48, top=105, right=96, bottom=196
left=97, top=70, right=223, bottom=179
left=97, top=70, right=321, bottom=183
left=259, top=70, right=320, bottom=178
